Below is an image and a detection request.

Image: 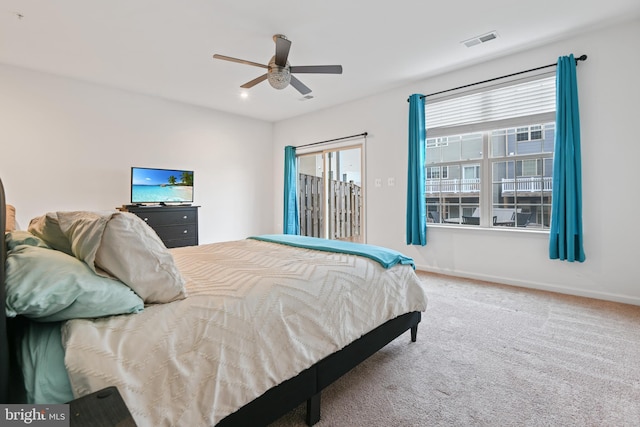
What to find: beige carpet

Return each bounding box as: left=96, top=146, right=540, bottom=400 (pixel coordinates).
left=270, top=271, right=640, bottom=427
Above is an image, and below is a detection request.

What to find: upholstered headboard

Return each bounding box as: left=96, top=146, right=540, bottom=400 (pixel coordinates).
left=1, top=178, right=10, bottom=403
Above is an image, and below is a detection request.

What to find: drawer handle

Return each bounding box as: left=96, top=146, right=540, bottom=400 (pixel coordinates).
left=183, top=215, right=188, bottom=219
left=183, top=230, right=188, bottom=234
left=143, top=217, right=149, bottom=222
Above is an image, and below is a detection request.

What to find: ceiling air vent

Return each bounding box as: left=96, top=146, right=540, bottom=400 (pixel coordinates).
left=462, top=31, right=498, bottom=48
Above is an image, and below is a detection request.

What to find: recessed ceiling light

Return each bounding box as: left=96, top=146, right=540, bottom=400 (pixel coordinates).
left=240, top=91, right=249, bottom=99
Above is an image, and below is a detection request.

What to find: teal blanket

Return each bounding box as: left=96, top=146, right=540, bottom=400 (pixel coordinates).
left=19, top=321, right=74, bottom=404
left=249, top=234, right=415, bottom=269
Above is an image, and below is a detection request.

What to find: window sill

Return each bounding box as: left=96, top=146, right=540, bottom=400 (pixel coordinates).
left=427, top=223, right=549, bottom=234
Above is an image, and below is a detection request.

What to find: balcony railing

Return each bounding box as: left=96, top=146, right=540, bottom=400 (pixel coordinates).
left=501, top=177, right=553, bottom=193
left=426, top=178, right=480, bottom=194
left=426, top=177, right=553, bottom=194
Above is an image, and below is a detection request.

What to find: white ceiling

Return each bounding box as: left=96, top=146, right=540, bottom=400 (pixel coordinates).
left=1, top=1, right=639, bottom=123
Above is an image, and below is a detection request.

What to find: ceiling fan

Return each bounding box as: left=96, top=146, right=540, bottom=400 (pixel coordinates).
left=213, top=34, right=343, bottom=95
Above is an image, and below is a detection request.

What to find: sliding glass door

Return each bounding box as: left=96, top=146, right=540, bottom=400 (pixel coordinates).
left=297, top=145, right=363, bottom=242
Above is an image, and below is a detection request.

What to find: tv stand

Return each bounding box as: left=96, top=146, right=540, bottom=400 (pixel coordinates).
left=118, top=205, right=199, bottom=248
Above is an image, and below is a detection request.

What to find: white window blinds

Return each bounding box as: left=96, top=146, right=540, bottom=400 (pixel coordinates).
left=426, top=75, right=556, bottom=137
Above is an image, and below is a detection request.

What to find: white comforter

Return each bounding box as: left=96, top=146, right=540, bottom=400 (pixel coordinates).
left=62, top=239, right=428, bottom=426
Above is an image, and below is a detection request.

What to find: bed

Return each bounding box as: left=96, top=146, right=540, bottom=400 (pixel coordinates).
left=0, top=177, right=428, bottom=426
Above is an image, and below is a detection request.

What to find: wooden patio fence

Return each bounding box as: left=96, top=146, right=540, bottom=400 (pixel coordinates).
left=298, top=173, right=361, bottom=240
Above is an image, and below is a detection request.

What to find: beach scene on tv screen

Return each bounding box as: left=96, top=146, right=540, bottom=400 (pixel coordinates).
left=132, top=168, right=193, bottom=203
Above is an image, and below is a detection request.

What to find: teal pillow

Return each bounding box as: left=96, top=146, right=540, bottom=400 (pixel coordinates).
left=5, top=245, right=144, bottom=322
left=5, top=230, right=51, bottom=251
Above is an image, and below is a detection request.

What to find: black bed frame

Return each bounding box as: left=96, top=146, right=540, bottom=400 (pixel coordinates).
left=0, top=177, right=421, bottom=426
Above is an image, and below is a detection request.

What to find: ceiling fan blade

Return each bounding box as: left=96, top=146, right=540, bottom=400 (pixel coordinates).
left=290, top=75, right=312, bottom=95
left=274, top=35, right=291, bottom=67
left=213, top=54, right=268, bottom=69
left=290, top=65, right=343, bottom=74
left=240, top=74, right=268, bottom=89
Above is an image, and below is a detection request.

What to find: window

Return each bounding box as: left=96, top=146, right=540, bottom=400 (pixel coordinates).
left=516, top=125, right=543, bottom=142
left=425, top=75, right=555, bottom=229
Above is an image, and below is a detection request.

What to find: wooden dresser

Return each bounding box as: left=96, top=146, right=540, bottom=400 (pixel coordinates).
left=120, top=205, right=199, bottom=248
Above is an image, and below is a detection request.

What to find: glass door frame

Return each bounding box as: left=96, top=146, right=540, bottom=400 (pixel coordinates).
left=296, top=140, right=366, bottom=243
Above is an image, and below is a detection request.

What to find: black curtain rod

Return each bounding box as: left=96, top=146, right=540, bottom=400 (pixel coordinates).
left=408, top=54, right=587, bottom=101
left=295, top=132, right=368, bottom=149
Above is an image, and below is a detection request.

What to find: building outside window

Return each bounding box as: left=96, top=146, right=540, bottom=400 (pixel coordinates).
left=425, top=74, right=556, bottom=229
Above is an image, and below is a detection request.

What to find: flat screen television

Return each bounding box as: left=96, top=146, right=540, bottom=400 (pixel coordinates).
left=131, top=167, right=194, bottom=204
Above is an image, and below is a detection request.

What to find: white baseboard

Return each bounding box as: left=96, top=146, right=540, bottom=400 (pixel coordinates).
left=415, top=265, right=640, bottom=307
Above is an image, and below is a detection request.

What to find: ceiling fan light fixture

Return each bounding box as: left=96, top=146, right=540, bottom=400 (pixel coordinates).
left=212, top=35, right=342, bottom=95
left=267, top=57, right=291, bottom=90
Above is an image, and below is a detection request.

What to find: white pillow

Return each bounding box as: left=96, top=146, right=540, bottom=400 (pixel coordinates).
left=95, top=212, right=187, bottom=303
left=28, top=212, right=73, bottom=255
left=55, top=210, right=113, bottom=272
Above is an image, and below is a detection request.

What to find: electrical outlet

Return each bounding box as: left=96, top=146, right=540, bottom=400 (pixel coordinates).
left=374, top=178, right=382, bottom=187
left=388, top=177, right=395, bottom=186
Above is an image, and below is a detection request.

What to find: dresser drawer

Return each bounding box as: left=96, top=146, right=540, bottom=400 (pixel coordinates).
left=156, top=224, right=197, bottom=241
left=135, top=209, right=197, bottom=227
left=163, top=237, right=198, bottom=248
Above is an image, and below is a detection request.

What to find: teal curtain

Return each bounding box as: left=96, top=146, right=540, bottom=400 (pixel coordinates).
left=406, top=94, right=427, bottom=245
left=283, top=145, right=299, bottom=235
left=549, top=54, right=585, bottom=262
